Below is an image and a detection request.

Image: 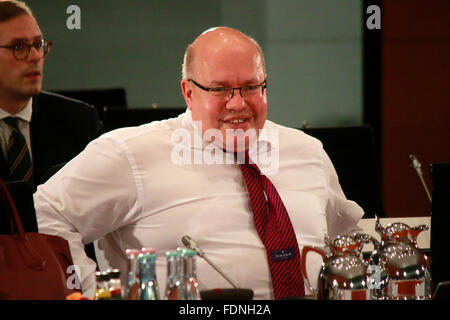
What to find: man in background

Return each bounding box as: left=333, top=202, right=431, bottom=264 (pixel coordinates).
left=0, top=0, right=103, bottom=190
left=0, top=0, right=102, bottom=259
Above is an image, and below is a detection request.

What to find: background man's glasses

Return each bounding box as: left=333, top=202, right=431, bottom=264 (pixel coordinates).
left=189, top=79, right=267, bottom=100
left=0, top=39, right=52, bottom=61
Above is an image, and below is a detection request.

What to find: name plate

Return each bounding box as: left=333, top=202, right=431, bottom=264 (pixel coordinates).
left=271, top=248, right=296, bottom=261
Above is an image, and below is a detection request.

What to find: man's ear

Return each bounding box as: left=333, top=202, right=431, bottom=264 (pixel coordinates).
left=181, top=79, right=193, bottom=110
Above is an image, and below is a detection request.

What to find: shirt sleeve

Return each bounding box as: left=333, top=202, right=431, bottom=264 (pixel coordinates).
left=33, top=135, right=143, bottom=298
left=322, top=149, right=365, bottom=240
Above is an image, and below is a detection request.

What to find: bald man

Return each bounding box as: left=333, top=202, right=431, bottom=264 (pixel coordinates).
left=34, top=27, right=364, bottom=299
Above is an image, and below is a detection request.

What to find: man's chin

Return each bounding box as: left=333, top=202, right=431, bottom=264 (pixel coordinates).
left=220, top=127, right=258, bottom=152
left=19, top=86, right=41, bottom=98
left=222, top=136, right=257, bottom=153
left=30, top=88, right=41, bottom=96
left=222, top=143, right=248, bottom=153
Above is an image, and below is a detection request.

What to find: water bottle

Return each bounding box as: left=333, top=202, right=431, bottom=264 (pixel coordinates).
left=164, top=251, right=183, bottom=300
left=138, top=248, right=160, bottom=300
left=95, top=271, right=112, bottom=300
left=107, top=269, right=122, bottom=300
left=124, top=248, right=141, bottom=300
left=181, top=248, right=200, bottom=300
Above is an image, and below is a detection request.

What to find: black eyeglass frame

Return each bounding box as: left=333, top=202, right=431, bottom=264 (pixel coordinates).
left=188, top=79, right=267, bottom=99
left=0, top=39, right=52, bottom=61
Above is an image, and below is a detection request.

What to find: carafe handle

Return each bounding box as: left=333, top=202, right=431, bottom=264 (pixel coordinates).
left=392, top=225, right=429, bottom=245
left=353, top=233, right=381, bottom=262
left=301, top=246, right=327, bottom=299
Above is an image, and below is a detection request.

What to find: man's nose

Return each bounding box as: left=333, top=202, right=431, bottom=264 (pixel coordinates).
left=226, top=89, right=245, bottom=110
left=27, top=45, right=42, bottom=62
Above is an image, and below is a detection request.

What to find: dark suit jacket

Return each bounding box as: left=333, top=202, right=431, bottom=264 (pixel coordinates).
left=0, top=91, right=103, bottom=268
left=0, top=90, right=104, bottom=188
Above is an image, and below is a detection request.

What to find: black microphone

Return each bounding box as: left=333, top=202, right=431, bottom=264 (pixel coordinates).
left=409, top=154, right=432, bottom=203
left=181, top=235, right=254, bottom=300
left=182, top=235, right=205, bottom=258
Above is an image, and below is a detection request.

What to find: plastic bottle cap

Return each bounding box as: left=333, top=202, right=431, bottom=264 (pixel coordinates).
left=96, top=271, right=111, bottom=281
left=107, top=269, right=121, bottom=278
left=125, top=248, right=141, bottom=256
left=141, top=247, right=156, bottom=254
left=166, top=251, right=181, bottom=258
left=182, top=248, right=197, bottom=256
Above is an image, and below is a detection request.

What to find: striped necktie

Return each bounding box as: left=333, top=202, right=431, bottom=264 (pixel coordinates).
left=3, top=117, right=33, bottom=184
left=241, top=162, right=305, bottom=299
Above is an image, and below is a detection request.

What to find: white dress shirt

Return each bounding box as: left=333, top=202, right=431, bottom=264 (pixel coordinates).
left=34, top=109, right=364, bottom=299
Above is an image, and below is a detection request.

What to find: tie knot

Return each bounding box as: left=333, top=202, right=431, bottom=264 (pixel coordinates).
left=238, top=152, right=261, bottom=175
left=241, top=162, right=261, bottom=175
left=3, top=117, right=20, bottom=131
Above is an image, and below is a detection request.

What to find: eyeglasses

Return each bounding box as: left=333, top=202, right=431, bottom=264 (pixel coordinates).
left=0, top=39, right=52, bottom=61
left=189, top=79, right=266, bottom=100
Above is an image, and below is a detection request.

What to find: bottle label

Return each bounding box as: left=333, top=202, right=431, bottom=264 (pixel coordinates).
left=387, top=279, right=426, bottom=298
left=332, top=288, right=370, bottom=300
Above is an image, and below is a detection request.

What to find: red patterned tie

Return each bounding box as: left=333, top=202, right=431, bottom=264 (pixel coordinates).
left=241, top=162, right=305, bottom=299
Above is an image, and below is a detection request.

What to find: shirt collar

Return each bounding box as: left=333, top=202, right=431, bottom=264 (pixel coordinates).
left=0, top=98, right=33, bottom=122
